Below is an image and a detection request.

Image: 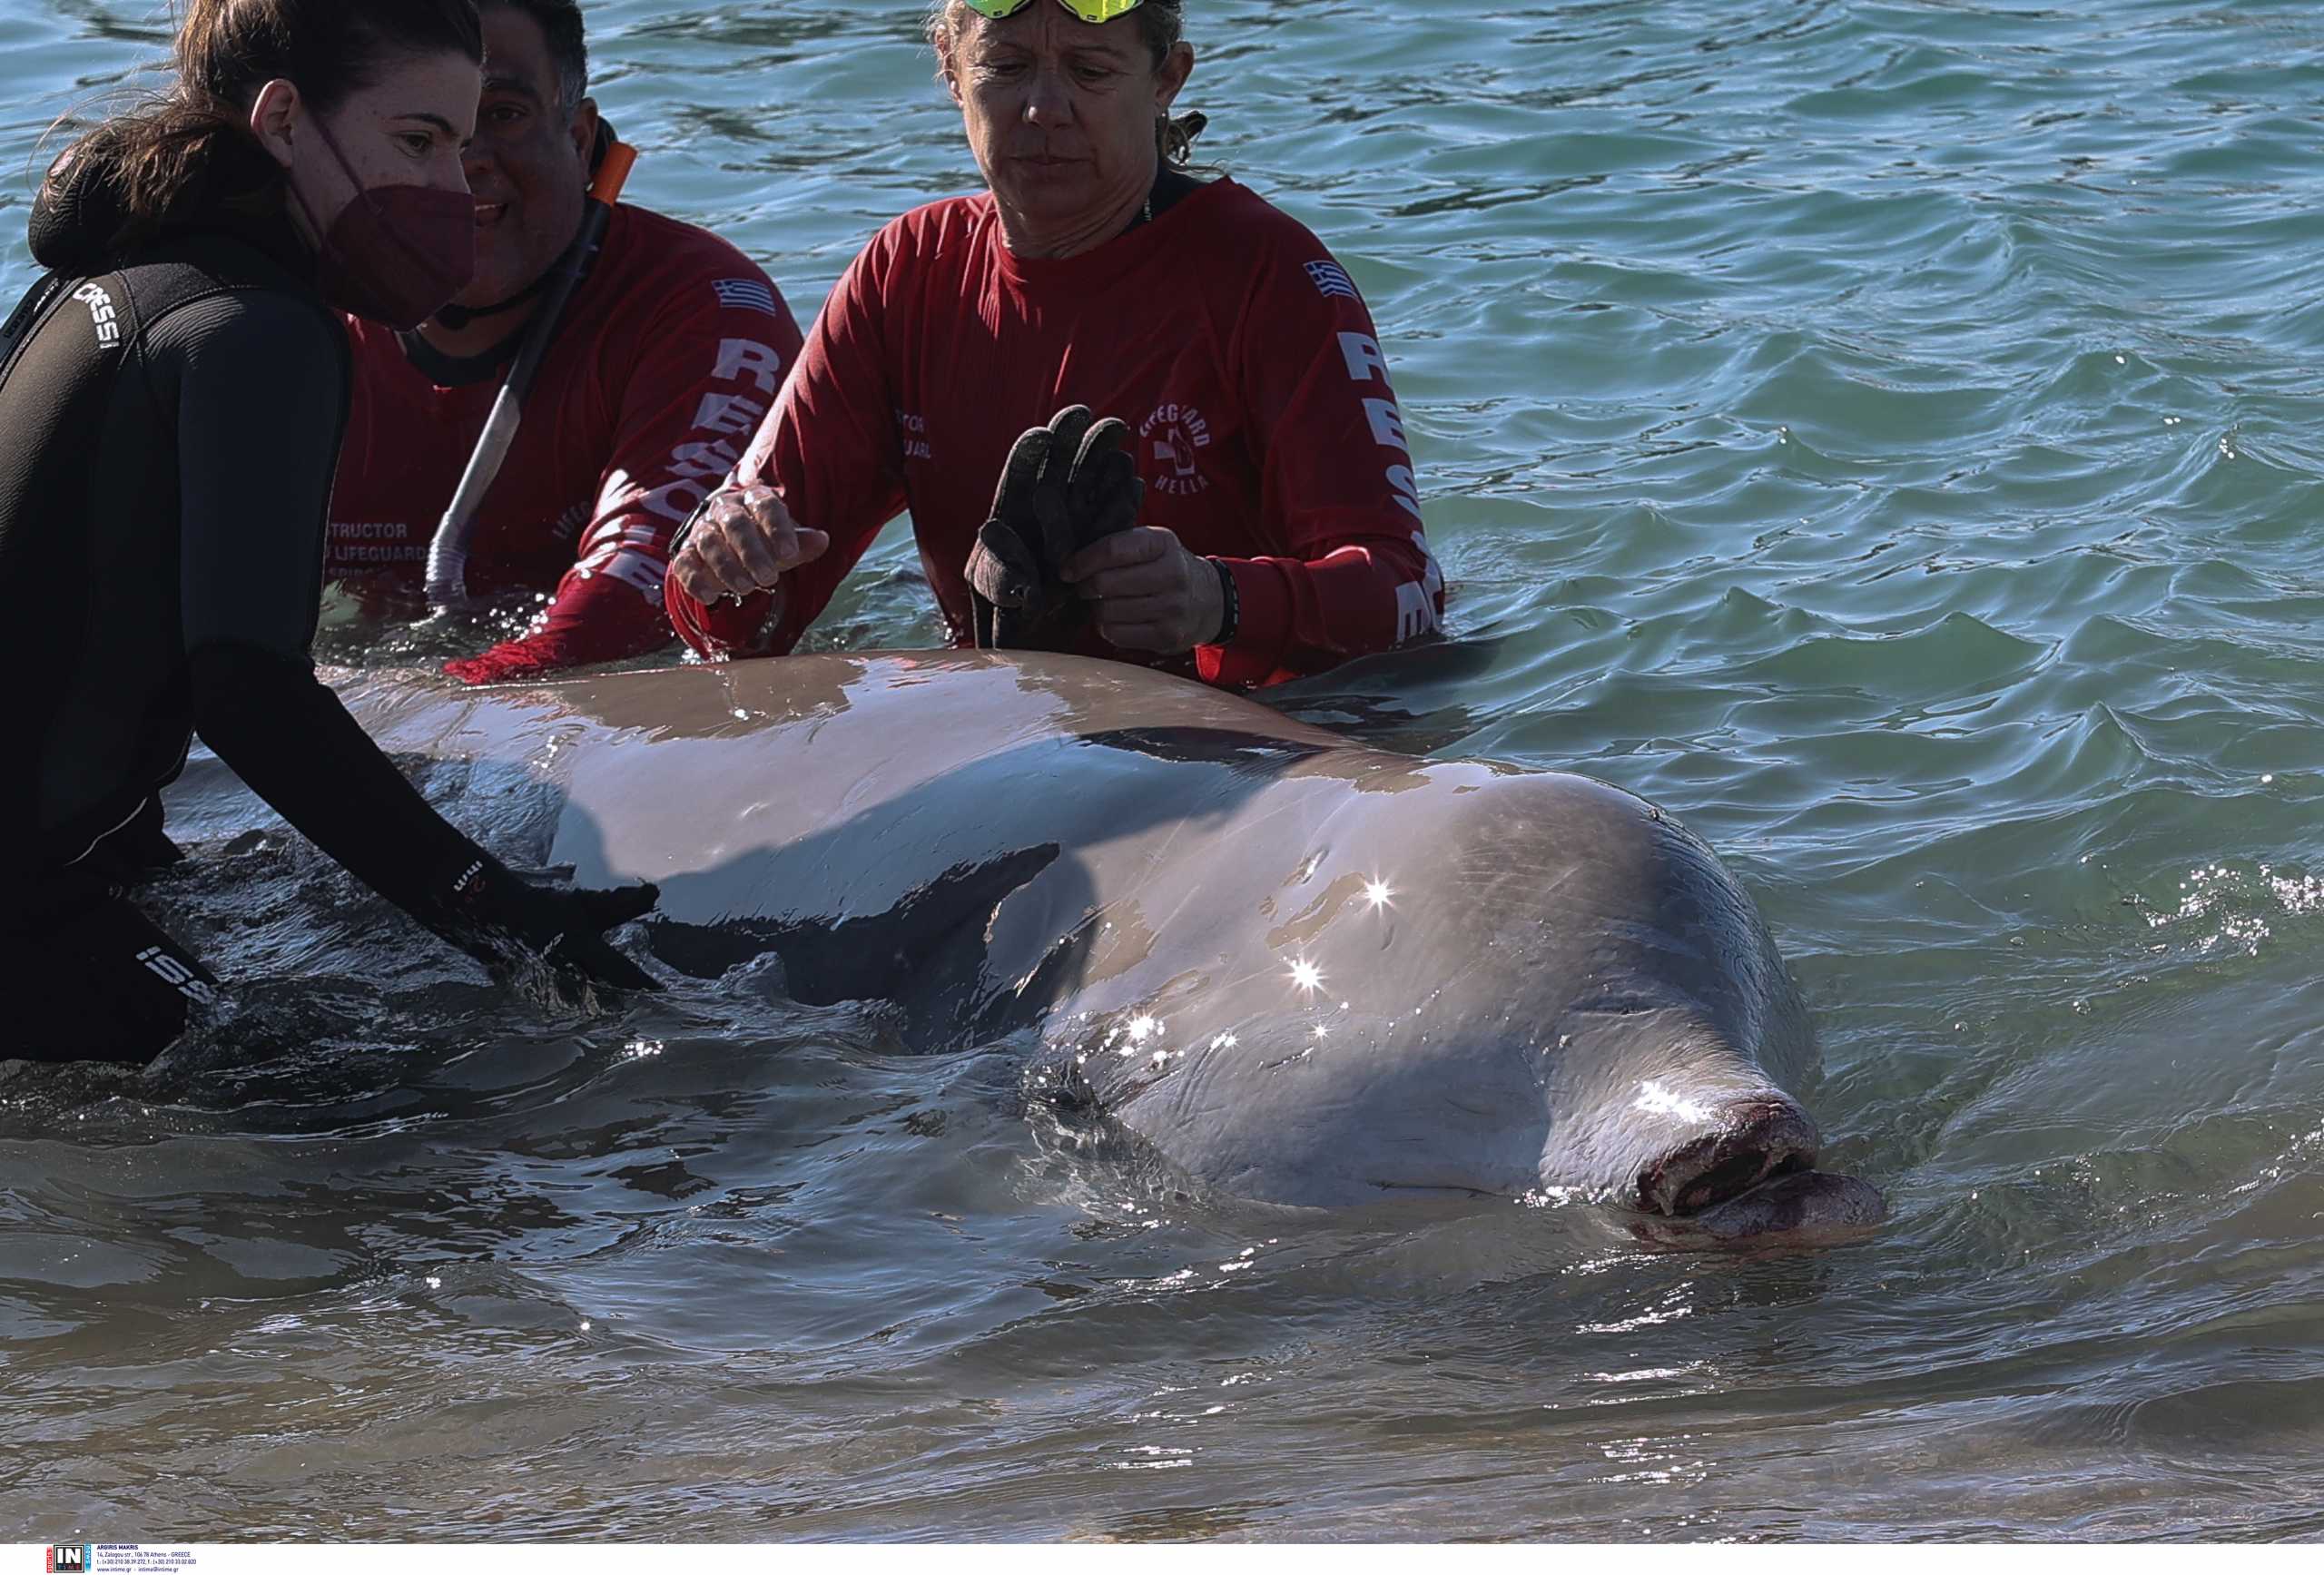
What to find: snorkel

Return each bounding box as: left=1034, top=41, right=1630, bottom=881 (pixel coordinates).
left=424, top=130, right=637, bottom=614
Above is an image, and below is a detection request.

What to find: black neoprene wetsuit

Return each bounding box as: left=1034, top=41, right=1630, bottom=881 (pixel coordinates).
left=0, top=200, right=561, bottom=1062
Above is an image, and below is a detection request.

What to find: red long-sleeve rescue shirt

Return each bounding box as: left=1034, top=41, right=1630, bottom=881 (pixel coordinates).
left=665, top=178, right=1444, bottom=689
left=330, top=203, right=805, bottom=684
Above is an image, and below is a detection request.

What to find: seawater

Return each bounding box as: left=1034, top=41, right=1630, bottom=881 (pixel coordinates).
left=5, top=0, right=2324, bottom=1541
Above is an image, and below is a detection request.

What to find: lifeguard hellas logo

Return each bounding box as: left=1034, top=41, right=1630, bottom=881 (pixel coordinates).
left=46, top=1548, right=91, bottom=1574
left=1140, top=402, right=1212, bottom=497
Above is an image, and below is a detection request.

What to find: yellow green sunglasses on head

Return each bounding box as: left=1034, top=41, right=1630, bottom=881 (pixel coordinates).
left=963, top=0, right=1148, bottom=22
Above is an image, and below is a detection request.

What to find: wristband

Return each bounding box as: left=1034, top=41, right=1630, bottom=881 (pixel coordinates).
left=673, top=485, right=727, bottom=555
left=1210, top=558, right=1240, bottom=646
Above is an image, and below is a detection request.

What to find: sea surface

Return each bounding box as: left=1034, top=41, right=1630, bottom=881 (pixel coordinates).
left=6, top=0, right=2324, bottom=1542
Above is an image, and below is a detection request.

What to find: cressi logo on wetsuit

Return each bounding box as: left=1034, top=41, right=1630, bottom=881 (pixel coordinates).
left=137, top=944, right=219, bottom=1007
left=73, top=281, right=122, bottom=349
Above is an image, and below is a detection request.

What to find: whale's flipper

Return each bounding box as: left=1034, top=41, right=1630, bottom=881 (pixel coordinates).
left=644, top=843, right=1064, bottom=1048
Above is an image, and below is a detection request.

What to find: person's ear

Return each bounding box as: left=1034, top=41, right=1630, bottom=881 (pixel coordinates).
left=568, top=96, right=602, bottom=172
left=1155, top=42, right=1195, bottom=110
left=937, top=28, right=967, bottom=110
left=249, top=78, right=303, bottom=170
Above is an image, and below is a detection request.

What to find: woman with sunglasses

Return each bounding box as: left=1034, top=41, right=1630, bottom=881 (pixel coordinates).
left=0, top=0, right=656, bottom=1064
left=667, top=0, right=1446, bottom=690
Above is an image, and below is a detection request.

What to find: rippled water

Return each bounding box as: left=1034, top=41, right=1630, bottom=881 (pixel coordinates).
left=8, top=0, right=2324, bottom=1542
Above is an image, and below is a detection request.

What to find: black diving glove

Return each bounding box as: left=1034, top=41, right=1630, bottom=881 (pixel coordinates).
left=967, top=405, right=1146, bottom=650
left=438, top=858, right=664, bottom=995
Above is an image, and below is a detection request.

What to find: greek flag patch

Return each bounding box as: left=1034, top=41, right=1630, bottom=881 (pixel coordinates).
left=713, top=278, right=782, bottom=318
left=1305, top=261, right=1360, bottom=301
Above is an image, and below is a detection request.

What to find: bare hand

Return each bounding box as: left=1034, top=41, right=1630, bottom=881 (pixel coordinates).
left=1060, top=526, right=1226, bottom=654
left=669, top=482, right=830, bottom=603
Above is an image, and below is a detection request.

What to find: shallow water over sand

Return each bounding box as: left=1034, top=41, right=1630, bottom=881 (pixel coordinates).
left=7, top=0, right=2324, bottom=1541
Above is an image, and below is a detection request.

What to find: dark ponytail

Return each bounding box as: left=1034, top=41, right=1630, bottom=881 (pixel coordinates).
left=43, top=0, right=483, bottom=265
left=1123, top=1, right=1210, bottom=171
left=1158, top=108, right=1206, bottom=171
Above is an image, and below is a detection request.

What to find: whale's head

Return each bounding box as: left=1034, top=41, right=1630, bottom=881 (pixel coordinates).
left=1097, top=985, right=1885, bottom=1248
left=1088, top=768, right=1886, bottom=1249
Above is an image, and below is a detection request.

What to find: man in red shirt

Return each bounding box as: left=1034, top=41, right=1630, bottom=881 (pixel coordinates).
left=667, top=0, right=1444, bottom=690
left=330, top=0, right=804, bottom=684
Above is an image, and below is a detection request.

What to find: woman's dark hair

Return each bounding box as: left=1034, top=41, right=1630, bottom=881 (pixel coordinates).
left=55, top=0, right=484, bottom=257
left=929, top=1, right=1207, bottom=169
left=1122, top=0, right=1206, bottom=164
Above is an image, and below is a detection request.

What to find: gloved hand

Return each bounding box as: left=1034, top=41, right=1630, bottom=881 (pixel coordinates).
left=439, top=858, right=664, bottom=995
left=966, top=405, right=1146, bottom=650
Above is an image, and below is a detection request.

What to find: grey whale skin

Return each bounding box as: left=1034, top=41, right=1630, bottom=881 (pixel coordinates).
left=324, top=650, right=1884, bottom=1246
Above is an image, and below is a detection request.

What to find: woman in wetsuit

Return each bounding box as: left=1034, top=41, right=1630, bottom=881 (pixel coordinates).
left=0, top=0, right=657, bottom=1065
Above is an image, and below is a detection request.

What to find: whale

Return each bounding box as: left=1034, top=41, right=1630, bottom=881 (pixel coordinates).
left=231, top=650, right=1884, bottom=1247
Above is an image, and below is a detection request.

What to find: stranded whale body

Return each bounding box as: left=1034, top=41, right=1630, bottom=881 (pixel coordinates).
left=264, top=651, right=1886, bottom=1246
